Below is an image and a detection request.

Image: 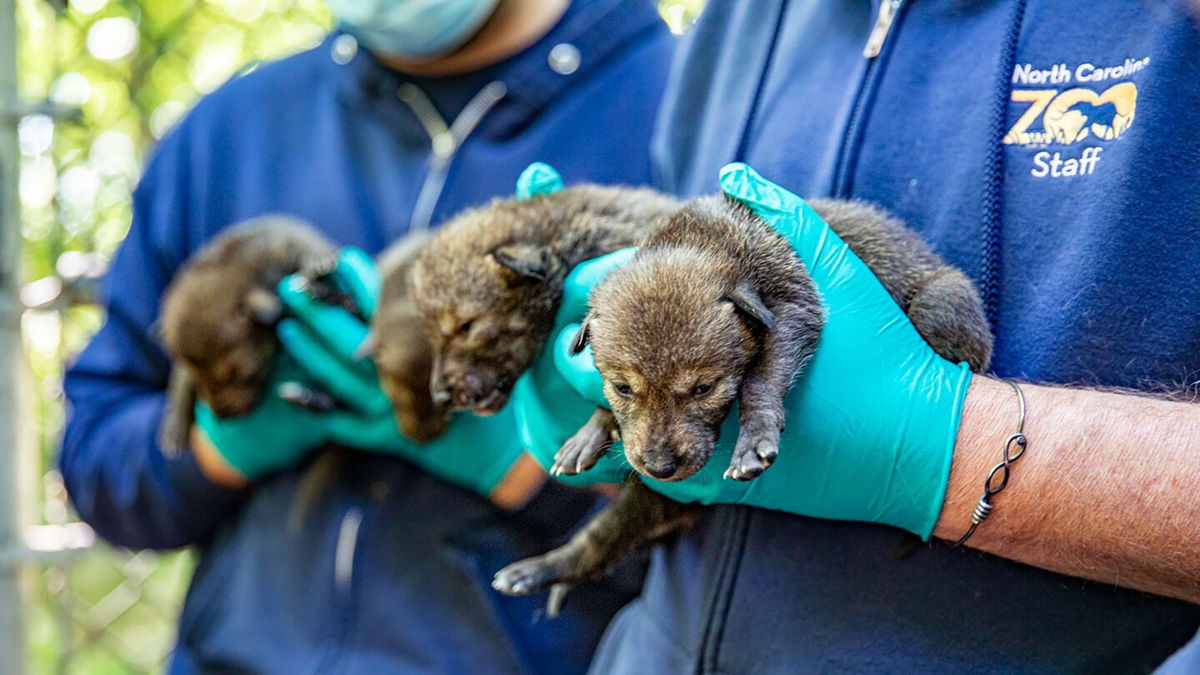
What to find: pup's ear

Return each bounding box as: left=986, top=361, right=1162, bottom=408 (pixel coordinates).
left=490, top=244, right=553, bottom=281
left=725, top=281, right=775, bottom=331
left=571, top=314, right=594, bottom=354
left=245, top=287, right=283, bottom=325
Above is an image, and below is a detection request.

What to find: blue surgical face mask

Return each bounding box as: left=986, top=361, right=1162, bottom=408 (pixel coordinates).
left=328, top=0, right=502, bottom=59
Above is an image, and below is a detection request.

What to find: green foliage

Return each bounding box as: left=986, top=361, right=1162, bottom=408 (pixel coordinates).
left=16, top=2, right=331, bottom=672
left=12, top=1, right=705, bottom=672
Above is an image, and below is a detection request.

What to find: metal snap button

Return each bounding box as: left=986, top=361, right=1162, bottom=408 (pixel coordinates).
left=548, top=43, right=581, bottom=76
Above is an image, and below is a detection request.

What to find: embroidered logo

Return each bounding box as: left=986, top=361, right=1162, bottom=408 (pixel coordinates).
left=1004, top=57, right=1148, bottom=179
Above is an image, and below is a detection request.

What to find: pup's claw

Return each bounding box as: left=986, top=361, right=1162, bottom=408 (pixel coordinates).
left=728, top=426, right=780, bottom=481
left=546, top=583, right=573, bottom=618
left=755, top=438, right=779, bottom=467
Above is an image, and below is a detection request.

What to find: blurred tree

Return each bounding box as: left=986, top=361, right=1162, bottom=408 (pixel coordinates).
left=15, top=2, right=330, bottom=672
left=12, top=1, right=704, bottom=672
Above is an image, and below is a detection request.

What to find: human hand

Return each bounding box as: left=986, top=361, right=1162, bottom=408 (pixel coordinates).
left=192, top=355, right=360, bottom=482
left=271, top=248, right=526, bottom=496
left=512, top=163, right=973, bottom=538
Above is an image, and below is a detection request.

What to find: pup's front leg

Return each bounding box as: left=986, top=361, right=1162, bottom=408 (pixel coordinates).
left=727, top=303, right=821, bottom=481
left=492, top=478, right=698, bottom=616
left=551, top=407, right=618, bottom=476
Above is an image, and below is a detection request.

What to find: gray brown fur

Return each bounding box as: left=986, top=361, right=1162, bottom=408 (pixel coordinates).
left=409, top=185, right=679, bottom=416
left=576, top=195, right=825, bottom=482
left=807, top=199, right=993, bottom=370
left=571, top=197, right=993, bottom=482
left=157, top=216, right=339, bottom=454
left=369, top=230, right=449, bottom=442
left=493, top=193, right=993, bottom=610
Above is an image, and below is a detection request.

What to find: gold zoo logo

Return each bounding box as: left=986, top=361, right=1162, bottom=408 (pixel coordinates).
left=1004, top=82, right=1137, bottom=146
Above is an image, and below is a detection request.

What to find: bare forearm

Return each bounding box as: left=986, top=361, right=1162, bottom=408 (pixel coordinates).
left=934, top=376, right=1200, bottom=604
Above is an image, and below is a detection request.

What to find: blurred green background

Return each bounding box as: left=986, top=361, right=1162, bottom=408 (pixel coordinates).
left=9, top=0, right=704, bottom=672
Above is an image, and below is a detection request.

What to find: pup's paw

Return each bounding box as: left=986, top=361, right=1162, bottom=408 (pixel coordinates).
left=725, top=426, right=780, bottom=481
left=551, top=423, right=613, bottom=476
left=156, top=418, right=188, bottom=459
left=301, top=253, right=339, bottom=279
left=493, top=555, right=568, bottom=596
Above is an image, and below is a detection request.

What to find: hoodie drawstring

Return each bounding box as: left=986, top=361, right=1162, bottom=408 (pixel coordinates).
left=399, top=81, right=508, bottom=231
left=980, top=0, right=1028, bottom=329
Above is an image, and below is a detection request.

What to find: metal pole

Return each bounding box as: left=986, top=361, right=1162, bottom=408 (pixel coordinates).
left=0, top=0, right=28, bottom=670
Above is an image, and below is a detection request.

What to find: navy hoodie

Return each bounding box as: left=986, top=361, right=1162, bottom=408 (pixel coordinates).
left=591, top=1, right=1200, bottom=673
left=58, top=2, right=671, bottom=672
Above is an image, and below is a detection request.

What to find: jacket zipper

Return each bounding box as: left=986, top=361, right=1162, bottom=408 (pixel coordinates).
left=697, top=507, right=752, bottom=674
left=863, top=0, right=903, bottom=58
left=833, top=0, right=907, bottom=197
left=398, top=81, right=508, bottom=231
left=315, top=505, right=363, bottom=675
left=334, top=506, right=363, bottom=594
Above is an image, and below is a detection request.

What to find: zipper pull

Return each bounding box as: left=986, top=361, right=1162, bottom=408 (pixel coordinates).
left=863, top=0, right=902, bottom=58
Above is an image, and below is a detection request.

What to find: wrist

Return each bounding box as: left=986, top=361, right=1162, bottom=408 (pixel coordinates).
left=931, top=375, right=1016, bottom=542
left=190, top=426, right=251, bottom=489
left=488, top=452, right=548, bottom=510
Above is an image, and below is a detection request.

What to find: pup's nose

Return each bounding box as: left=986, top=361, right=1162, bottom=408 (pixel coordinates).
left=643, top=456, right=677, bottom=480
left=449, top=373, right=490, bottom=409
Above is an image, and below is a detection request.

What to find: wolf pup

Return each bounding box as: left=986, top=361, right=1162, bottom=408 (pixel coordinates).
left=492, top=195, right=993, bottom=611
left=409, top=186, right=680, bottom=418
left=157, top=216, right=345, bottom=455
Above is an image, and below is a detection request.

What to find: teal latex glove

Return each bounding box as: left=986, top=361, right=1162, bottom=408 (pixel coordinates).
left=510, top=163, right=625, bottom=488
left=194, top=355, right=379, bottom=480
left=271, top=247, right=524, bottom=496
left=515, top=161, right=564, bottom=200
left=511, top=163, right=973, bottom=539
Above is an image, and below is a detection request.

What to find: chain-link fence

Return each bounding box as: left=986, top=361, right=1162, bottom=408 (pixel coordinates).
left=4, top=1, right=704, bottom=672
left=8, top=2, right=331, bottom=672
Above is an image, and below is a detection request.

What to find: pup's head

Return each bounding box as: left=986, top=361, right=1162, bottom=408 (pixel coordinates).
left=578, top=249, right=773, bottom=481
left=410, top=204, right=564, bottom=416
left=160, top=264, right=281, bottom=417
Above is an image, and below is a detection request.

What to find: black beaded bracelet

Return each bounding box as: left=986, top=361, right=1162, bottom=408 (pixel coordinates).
left=947, top=379, right=1027, bottom=549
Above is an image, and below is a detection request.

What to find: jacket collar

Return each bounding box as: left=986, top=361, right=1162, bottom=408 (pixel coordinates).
left=328, top=0, right=666, bottom=139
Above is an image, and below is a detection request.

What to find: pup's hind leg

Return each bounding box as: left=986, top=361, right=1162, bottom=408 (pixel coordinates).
left=551, top=407, right=618, bottom=476
left=905, top=267, right=993, bottom=373
left=493, top=478, right=698, bottom=616
left=158, top=368, right=198, bottom=457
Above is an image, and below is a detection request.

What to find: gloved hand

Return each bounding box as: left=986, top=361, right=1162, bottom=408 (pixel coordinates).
left=201, top=247, right=525, bottom=494
left=193, top=354, right=383, bottom=481
left=510, top=162, right=974, bottom=539
left=507, top=164, right=630, bottom=488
